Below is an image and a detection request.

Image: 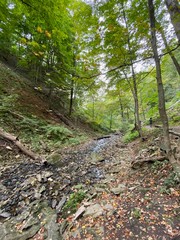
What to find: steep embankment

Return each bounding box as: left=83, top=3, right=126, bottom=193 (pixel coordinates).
left=0, top=61, right=96, bottom=160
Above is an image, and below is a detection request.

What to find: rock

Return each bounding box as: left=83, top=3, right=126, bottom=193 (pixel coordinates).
left=90, top=152, right=104, bottom=164
left=73, top=205, right=86, bottom=221
left=111, top=184, right=127, bottom=195
left=103, top=203, right=114, bottom=211
left=45, top=213, right=62, bottom=240
left=0, top=212, right=11, bottom=218
left=0, top=222, right=40, bottom=240
left=36, top=174, right=42, bottom=182
left=73, top=184, right=85, bottom=189
left=34, top=191, right=41, bottom=199
left=0, top=184, right=6, bottom=191
left=56, top=196, right=67, bottom=213
left=102, top=174, right=116, bottom=184
left=52, top=199, right=57, bottom=208
left=47, top=153, right=62, bottom=166
left=21, top=215, right=39, bottom=230
left=84, top=204, right=103, bottom=218
left=39, top=185, right=46, bottom=193
left=43, top=171, right=53, bottom=179
left=22, top=177, right=36, bottom=187
left=60, top=220, right=68, bottom=235
left=108, top=165, right=122, bottom=173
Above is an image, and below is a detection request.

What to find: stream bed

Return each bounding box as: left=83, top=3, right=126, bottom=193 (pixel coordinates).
left=0, top=133, right=122, bottom=217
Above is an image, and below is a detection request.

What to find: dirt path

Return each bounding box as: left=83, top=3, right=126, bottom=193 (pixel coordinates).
left=0, top=132, right=179, bottom=240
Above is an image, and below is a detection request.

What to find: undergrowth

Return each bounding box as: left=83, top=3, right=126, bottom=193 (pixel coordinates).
left=0, top=108, right=88, bottom=152
left=123, top=131, right=139, bottom=143
left=62, top=191, right=86, bottom=217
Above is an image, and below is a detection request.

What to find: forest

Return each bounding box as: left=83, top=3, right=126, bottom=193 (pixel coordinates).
left=0, top=0, right=180, bottom=239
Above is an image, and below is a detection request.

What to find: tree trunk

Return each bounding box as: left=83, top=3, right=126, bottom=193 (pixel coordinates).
left=148, top=0, right=180, bottom=175
left=69, top=80, right=74, bottom=116
left=165, top=0, right=180, bottom=43
left=109, top=112, right=113, bottom=130
left=122, top=6, right=142, bottom=137
left=118, top=92, right=124, bottom=119
left=92, top=96, right=95, bottom=121
left=159, top=24, right=180, bottom=75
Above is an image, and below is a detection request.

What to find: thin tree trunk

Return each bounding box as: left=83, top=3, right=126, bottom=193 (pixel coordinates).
left=165, top=0, right=180, bottom=43
left=92, top=96, right=95, bottom=121
left=122, top=6, right=142, bottom=137
left=69, top=80, right=74, bottom=116
left=140, top=92, right=146, bottom=121
left=159, top=25, right=180, bottom=75
left=118, top=91, right=124, bottom=119
left=148, top=0, right=180, bottom=175
left=109, top=112, right=113, bottom=130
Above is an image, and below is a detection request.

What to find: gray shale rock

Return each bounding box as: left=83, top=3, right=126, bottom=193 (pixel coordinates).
left=111, top=184, right=127, bottom=195
left=84, top=203, right=103, bottom=218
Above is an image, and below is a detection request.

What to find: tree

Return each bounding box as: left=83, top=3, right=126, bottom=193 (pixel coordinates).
left=158, top=24, right=180, bottom=75
left=148, top=0, right=180, bottom=175
left=165, top=0, right=180, bottom=43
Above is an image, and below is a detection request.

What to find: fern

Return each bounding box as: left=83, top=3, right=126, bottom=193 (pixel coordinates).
left=44, top=125, right=72, bottom=141
left=0, top=94, right=19, bottom=113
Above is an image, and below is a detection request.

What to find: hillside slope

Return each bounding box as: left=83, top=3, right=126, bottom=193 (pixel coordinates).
left=0, top=61, right=95, bottom=158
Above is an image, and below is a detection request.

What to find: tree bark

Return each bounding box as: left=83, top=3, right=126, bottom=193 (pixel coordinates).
left=0, top=128, right=46, bottom=162
left=165, top=0, right=180, bottom=43
left=69, top=80, right=74, bottom=116
left=159, top=24, right=180, bottom=75
left=148, top=0, right=180, bottom=176
left=122, top=6, right=142, bottom=137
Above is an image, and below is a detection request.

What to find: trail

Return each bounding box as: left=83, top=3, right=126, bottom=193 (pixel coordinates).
left=0, top=132, right=179, bottom=240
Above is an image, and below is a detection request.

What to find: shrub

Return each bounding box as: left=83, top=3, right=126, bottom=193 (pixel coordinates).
left=123, top=131, right=139, bottom=143
left=44, top=125, right=73, bottom=142
left=62, top=191, right=86, bottom=216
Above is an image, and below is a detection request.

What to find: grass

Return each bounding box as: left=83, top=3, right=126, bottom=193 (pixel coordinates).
left=62, top=190, right=86, bottom=217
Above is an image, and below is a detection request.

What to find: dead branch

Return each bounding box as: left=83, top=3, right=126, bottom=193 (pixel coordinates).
left=53, top=111, right=74, bottom=128
left=0, top=127, right=46, bottom=162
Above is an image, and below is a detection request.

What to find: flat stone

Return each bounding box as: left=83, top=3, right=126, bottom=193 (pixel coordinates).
left=34, top=192, right=41, bottom=199
left=52, top=199, right=57, bottom=209
left=111, top=184, right=127, bottom=195
left=90, top=152, right=104, bottom=164
left=84, top=204, right=103, bottom=218
left=56, top=196, right=67, bottom=213
left=108, top=165, right=122, bottom=173
left=73, top=205, right=86, bottom=221
left=39, top=185, right=46, bottom=193
left=0, top=222, right=40, bottom=240
left=45, top=213, right=62, bottom=240
left=43, top=171, right=53, bottom=178
left=103, top=203, right=114, bottom=211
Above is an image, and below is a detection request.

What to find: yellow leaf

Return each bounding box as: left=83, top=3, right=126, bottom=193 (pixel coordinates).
left=37, top=26, right=43, bottom=33
left=20, top=38, right=27, bottom=44
left=45, top=30, right=51, bottom=38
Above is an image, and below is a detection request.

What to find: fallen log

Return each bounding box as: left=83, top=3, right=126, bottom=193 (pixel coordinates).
left=53, top=111, right=73, bottom=128
left=0, top=127, right=46, bottom=162
left=131, top=156, right=167, bottom=169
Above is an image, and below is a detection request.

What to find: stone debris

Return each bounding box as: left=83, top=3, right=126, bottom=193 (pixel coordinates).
left=111, top=184, right=127, bottom=195
left=0, top=134, right=127, bottom=239
left=84, top=203, right=103, bottom=218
